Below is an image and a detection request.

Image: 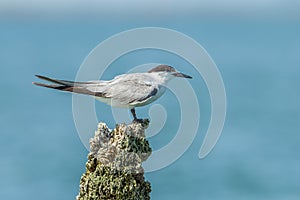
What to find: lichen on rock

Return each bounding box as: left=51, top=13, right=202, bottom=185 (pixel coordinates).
left=77, top=119, right=152, bottom=200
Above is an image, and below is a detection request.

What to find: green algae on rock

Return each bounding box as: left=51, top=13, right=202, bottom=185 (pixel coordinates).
left=77, top=119, right=152, bottom=200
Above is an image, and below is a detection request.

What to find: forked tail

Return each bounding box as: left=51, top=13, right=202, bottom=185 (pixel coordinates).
left=33, top=75, right=104, bottom=97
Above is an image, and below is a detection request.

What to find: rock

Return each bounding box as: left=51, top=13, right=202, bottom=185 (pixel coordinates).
left=76, top=119, right=152, bottom=200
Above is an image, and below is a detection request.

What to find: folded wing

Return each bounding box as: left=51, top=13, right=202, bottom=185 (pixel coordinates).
left=86, top=74, right=159, bottom=106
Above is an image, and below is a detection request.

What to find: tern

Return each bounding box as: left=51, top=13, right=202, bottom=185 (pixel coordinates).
left=33, top=65, right=192, bottom=122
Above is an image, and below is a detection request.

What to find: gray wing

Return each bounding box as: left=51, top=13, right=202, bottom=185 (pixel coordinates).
left=86, top=74, right=159, bottom=105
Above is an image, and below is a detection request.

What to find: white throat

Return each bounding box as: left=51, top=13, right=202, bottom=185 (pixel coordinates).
left=149, top=72, right=174, bottom=85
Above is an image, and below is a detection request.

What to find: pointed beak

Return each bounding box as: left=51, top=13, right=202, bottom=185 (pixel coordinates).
left=172, top=72, right=192, bottom=79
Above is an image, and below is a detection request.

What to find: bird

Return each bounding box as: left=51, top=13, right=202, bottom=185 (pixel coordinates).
left=33, top=64, right=192, bottom=123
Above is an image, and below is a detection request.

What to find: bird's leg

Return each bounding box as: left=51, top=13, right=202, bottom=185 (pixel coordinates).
left=130, top=108, right=137, bottom=120
left=130, top=108, right=143, bottom=123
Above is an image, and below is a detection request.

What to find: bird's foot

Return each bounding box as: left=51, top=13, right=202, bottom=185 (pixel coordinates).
left=132, top=118, right=150, bottom=127
left=132, top=118, right=144, bottom=124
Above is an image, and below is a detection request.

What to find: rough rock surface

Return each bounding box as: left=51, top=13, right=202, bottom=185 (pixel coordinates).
left=76, top=119, right=152, bottom=200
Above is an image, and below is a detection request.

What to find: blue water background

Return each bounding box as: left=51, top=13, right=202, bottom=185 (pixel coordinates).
left=0, top=17, right=300, bottom=199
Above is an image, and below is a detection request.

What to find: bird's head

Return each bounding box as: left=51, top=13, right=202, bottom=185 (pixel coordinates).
left=148, top=65, right=192, bottom=82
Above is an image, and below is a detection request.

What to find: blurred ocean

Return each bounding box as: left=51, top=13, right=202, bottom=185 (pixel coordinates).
left=0, top=16, right=300, bottom=200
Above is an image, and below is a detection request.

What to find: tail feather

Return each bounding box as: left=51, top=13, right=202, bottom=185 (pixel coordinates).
left=35, top=75, right=98, bottom=86
left=35, top=75, right=74, bottom=86
left=33, top=75, right=106, bottom=97
left=32, top=82, right=70, bottom=90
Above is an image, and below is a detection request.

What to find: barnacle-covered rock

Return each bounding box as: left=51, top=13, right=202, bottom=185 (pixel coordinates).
left=77, top=119, right=152, bottom=200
